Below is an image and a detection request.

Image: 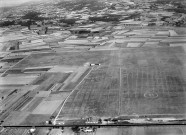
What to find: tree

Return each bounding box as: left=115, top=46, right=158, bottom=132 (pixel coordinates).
left=0, top=20, right=15, bottom=27
left=22, top=11, right=42, bottom=21
left=60, top=18, right=76, bottom=25
left=98, top=118, right=102, bottom=124
left=22, top=11, right=43, bottom=29
left=71, top=126, right=80, bottom=133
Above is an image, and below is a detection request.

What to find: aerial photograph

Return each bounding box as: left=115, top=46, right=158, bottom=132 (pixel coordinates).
left=0, top=0, right=186, bottom=134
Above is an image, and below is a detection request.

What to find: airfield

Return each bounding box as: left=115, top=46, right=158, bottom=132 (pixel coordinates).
left=1, top=27, right=186, bottom=135
left=55, top=47, right=186, bottom=120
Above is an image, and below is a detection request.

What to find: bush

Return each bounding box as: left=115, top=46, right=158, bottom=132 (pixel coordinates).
left=89, top=15, right=120, bottom=22
left=0, top=20, right=15, bottom=27
left=59, top=19, right=76, bottom=25
left=22, top=11, right=44, bottom=21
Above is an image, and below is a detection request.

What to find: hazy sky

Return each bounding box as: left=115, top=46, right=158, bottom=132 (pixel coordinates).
left=0, top=0, right=39, bottom=7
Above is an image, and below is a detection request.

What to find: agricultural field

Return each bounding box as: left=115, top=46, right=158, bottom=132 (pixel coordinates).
left=57, top=46, right=186, bottom=120
left=1, top=45, right=186, bottom=133
left=13, top=51, right=111, bottom=69
left=31, top=72, right=71, bottom=92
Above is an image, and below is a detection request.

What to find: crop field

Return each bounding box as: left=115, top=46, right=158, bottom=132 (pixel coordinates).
left=57, top=46, right=186, bottom=119
left=32, top=72, right=71, bottom=92
left=13, top=51, right=111, bottom=69
left=20, top=114, right=50, bottom=125
left=32, top=100, right=64, bottom=115
left=3, top=111, right=30, bottom=125
left=31, top=72, right=70, bottom=85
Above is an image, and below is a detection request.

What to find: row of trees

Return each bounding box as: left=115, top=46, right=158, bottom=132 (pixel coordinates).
left=56, top=0, right=105, bottom=11
left=1, top=10, right=141, bottom=28
left=0, top=11, right=44, bottom=28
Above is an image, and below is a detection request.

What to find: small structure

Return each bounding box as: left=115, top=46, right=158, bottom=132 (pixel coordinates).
left=28, top=127, right=36, bottom=135
left=69, top=27, right=103, bottom=35
left=90, top=63, right=101, bottom=66
left=9, top=41, right=20, bottom=50
left=82, top=127, right=95, bottom=133
left=69, top=28, right=91, bottom=34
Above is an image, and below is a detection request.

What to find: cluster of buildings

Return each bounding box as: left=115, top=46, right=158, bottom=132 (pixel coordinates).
left=1, top=0, right=186, bottom=29
left=1, top=15, right=186, bottom=79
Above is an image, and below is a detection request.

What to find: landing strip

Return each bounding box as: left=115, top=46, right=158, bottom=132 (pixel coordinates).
left=55, top=47, right=186, bottom=121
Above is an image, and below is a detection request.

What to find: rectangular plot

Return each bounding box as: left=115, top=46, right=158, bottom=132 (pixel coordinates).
left=32, top=100, right=63, bottom=115
left=0, top=76, right=37, bottom=85
left=26, top=97, right=44, bottom=112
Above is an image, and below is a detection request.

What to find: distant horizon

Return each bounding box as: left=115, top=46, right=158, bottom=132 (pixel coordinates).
left=0, top=0, right=41, bottom=8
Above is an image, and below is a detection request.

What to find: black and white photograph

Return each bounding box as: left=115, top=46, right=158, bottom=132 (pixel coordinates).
left=0, top=0, right=186, bottom=134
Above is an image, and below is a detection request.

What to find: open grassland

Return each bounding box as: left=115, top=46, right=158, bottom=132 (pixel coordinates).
left=13, top=51, right=111, bottom=69
left=20, top=114, right=50, bottom=125
left=3, top=46, right=186, bottom=126
left=57, top=47, right=186, bottom=119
